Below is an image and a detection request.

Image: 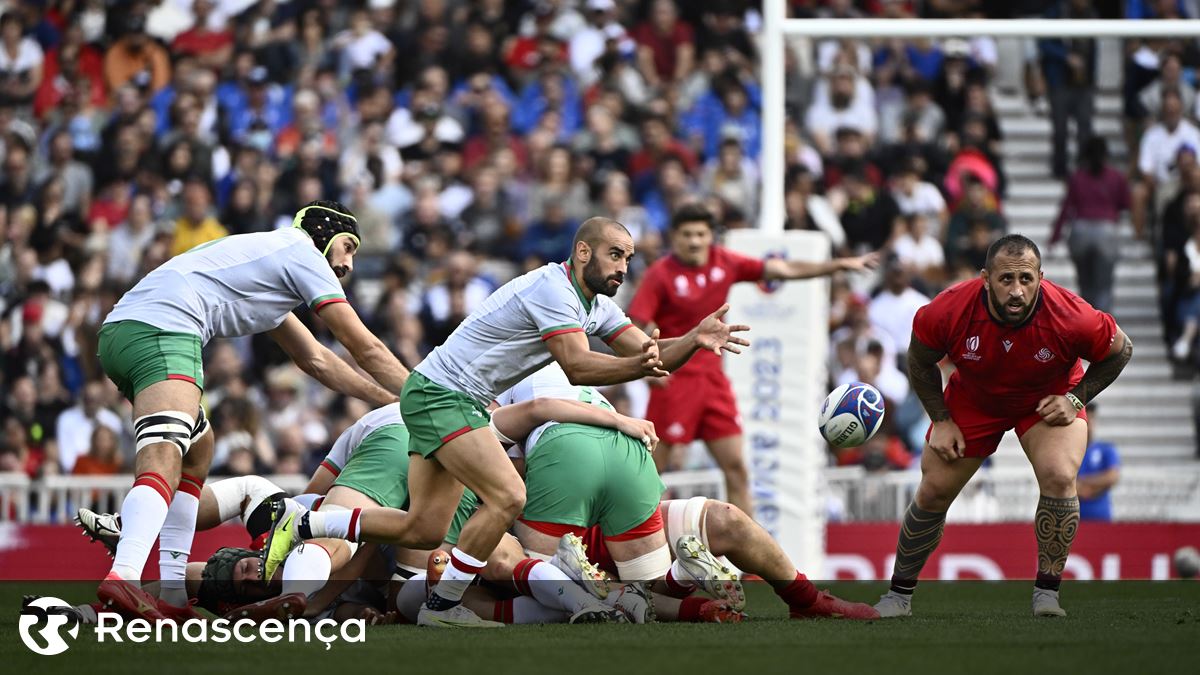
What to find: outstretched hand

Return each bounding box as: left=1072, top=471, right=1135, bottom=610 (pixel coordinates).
left=842, top=251, right=882, bottom=272
left=693, top=304, right=751, bottom=356
left=641, top=328, right=669, bottom=378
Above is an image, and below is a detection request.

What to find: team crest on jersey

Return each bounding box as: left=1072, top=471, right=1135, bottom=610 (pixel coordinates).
left=961, top=335, right=982, bottom=361
left=1035, top=347, right=1055, bottom=363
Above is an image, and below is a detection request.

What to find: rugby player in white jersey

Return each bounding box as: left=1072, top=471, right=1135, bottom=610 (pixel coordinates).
left=268, top=217, right=750, bottom=627
left=93, top=201, right=409, bottom=622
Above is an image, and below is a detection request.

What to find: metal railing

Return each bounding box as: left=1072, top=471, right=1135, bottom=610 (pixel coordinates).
left=2, top=464, right=1196, bottom=523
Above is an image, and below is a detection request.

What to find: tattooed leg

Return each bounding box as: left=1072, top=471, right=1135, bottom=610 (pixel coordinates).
left=1034, top=495, right=1080, bottom=591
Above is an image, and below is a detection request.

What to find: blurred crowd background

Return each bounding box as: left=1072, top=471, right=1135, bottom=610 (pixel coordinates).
left=0, top=0, right=1188, bottom=482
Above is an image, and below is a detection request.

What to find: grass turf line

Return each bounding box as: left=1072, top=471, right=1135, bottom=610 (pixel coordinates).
left=1, top=581, right=1196, bottom=675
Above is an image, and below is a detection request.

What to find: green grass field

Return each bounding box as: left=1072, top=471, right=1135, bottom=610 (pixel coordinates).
left=2, top=582, right=1197, bottom=675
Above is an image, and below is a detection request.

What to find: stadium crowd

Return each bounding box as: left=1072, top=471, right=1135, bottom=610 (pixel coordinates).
left=0, top=0, right=1179, bottom=489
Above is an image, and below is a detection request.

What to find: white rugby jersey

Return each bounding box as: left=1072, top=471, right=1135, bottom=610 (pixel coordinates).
left=104, top=228, right=346, bottom=343
left=319, top=403, right=405, bottom=476
left=495, top=362, right=615, bottom=458
left=416, top=261, right=634, bottom=404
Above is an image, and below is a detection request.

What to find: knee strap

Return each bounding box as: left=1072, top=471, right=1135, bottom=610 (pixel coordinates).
left=615, top=545, right=672, bottom=581
left=135, top=411, right=196, bottom=455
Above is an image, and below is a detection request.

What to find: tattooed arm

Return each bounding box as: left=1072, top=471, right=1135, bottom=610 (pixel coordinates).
left=907, top=332, right=951, bottom=422
left=1070, top=329, right=1133, bottom=404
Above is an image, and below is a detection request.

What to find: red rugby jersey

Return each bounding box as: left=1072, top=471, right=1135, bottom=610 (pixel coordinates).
left=628, top=246, right=765, bottom=374
left=912, top=277, right=1117, bottom=418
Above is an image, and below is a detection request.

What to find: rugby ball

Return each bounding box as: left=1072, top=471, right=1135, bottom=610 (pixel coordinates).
left=818, top=382, right=886, bottom=449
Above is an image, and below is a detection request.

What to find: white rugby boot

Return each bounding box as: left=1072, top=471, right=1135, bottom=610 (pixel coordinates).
left=674, top=535, right=745, bottom=611
left=874, top=590, right=913, bottom=618
left=550, top=533, right=610, bottom=600
left=1032, top=588, right=1067, bottom=617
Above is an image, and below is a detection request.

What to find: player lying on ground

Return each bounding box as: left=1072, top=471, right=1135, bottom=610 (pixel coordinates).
left=875, top=234, right=1132, bottom=619
left=94, top=200, right=409, bottom=622
left=266, top=217, right=750, bottom=628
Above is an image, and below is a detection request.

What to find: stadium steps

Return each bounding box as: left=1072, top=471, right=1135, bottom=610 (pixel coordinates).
left=986, top=88, right=1197, bottom=465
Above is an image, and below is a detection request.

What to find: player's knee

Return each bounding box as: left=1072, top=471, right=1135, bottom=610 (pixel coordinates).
left=410, top=520, right=452, bottom=551
left=915, top=482, right=956, bottom=512
left=493, top=481, right=526, bottom=519
left=1037, top=469, right=1077, bottom=498
left=704, top=500, right=750, bottom=546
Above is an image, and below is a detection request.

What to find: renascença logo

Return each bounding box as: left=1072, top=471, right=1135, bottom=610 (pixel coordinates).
left=19, top=597, right=80, bottom=656
left=18, top=603, right=365, bottom=655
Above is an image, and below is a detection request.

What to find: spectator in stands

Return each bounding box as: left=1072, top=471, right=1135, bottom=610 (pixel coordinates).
left=72, top=425, right=123, bottom=476
left=879, top=79, right=945, bottom=146
left=595, top=170, right=653, bottom=241
left=102, top=14, right=169, bottom=95
left=1139, top=51, right=1194, bottom=125
left=0, top=375, right=56, bottom=478
left=701, top=137, right=758, bottom=224
left=891, top=158, right=948, bottom=234
left=868, top=256, right=931, bottom=359
left=169, top=177, right=227, bottom=258
left=1077, top=403, right=1121, bottom=522
left=1171, top=204, right=1200, bottom=360
left=1038, top=0, right=1097, bottom=178
left=838, top=164, right=902, bottom=251
left=518, top=196, right=577, bottom=267
left=1134, top=87, right=1200, bottom=239
left=805, top=64, right=878, bottom=156
left=54, top=379, right=122, bottom=474
left=527, top=144, right=589, bottom=224
left=784, top=164, right=846, bottom=249
left=893, top=214, right=946, bottom=287
left=0, top=11, right=44, bottom=109
left=171, top=0, right=234, bottom=71
left=634, top=0, right=695, bottom=89
left=418, top=251, right=495, bottom=350
left=1049, top=137, right=1131, bottom=313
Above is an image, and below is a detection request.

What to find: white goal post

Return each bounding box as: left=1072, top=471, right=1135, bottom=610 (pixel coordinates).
left=759, top=5, right=1200, bottom=236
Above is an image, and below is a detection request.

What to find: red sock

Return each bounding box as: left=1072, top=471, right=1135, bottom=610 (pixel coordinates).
left=492, top=599, right=514, bottom=623
left=512, top=558, right=538, bottom=597
left=678, top=596, right=707, bottom=622
left=773, top=572, right=819, bottom=610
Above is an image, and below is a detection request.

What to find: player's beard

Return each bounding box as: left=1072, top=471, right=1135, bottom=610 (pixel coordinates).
left=583, top=257, right=623, bottom=297
left=987, top=283, right=1036, bottom=325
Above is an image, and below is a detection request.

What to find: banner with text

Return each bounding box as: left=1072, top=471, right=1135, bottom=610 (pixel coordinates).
left=825, top=522, right=1200, bottom=580
left=726, top=230, right=830, bottom=575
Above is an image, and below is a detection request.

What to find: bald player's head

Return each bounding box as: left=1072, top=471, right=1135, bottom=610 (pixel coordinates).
left=572, top=217, right=634, bottom=298
left=573, top=217, right=630, bottom=255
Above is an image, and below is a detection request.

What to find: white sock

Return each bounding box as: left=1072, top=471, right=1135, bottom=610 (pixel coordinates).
left=281, top=544, right=333, bottom=597
left=111, top=483, right=171, bottom=582
left=158, top=487, right=200, bottom=606
left=209, top=477, right=250, bottom=524
left=433, top=548, right=486, bottom=603
left=520, top=559, right=598, bottom=615
left=508, top=596, right=570, bottom=624
left=302, top=509, right=360, bottom=541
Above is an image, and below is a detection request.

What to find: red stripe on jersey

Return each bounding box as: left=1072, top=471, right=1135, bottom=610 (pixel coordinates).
left=166, top=374, right=197, bottom=384
left=602, top=323, right=634, bottom=344
left=540, top=327, right=585, bottom=341
left=319, top=460, right=341, bottom=477
left=313, top=297, right=348, bottom=313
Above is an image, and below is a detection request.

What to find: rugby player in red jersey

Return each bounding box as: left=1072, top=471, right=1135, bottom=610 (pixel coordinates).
left=628, top=203, right=878, bottom=512
left=875, top=234, right=1132, bottom=618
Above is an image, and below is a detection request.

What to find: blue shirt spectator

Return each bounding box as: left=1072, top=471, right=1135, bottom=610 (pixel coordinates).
left=1077, top=438, right=1121, bottom=521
